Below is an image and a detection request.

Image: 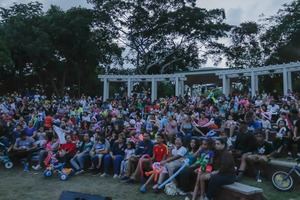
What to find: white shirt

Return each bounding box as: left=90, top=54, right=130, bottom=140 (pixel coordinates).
left=268, top=104, right=280, bottom=114
left=171, top=146, right=187, bottom=157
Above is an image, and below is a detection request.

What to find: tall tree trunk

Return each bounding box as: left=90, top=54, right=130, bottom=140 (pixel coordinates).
left=51, top=78, right=59, bottom=97
left=59, top=69, right=67, bottom=97
left=78, top=70, right=81, bottom=97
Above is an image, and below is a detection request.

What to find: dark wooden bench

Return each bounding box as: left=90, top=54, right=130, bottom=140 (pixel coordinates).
left=216, top=182, right=265, bottom=200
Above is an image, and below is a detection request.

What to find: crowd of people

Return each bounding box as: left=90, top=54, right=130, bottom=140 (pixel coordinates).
left=0, top=89, right=300, bottom=200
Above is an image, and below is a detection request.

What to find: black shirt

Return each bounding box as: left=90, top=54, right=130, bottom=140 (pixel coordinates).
left=234, top=131, right=257, bottom=154
left=254, top=141, right=273, bottom=155
left=295, top=119, right=300, bottom=136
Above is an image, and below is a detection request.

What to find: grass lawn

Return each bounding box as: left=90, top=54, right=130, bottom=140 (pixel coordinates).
left=242, top=177, right=300, bottom=200
left=0, top=167, right=181, bottom=200
left=0, top=167, right=299, bottom=200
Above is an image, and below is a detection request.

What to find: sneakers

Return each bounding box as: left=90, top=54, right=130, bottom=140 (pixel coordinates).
left=113, top=174, right=119, bottom=179
left=75, top=169, right=84, bottom=175
left=176, top=188, right=186, bottom=196
left=32, top=164, right=41, bottom=170
left=100, top=173, right=108, bottom=177
left=23, top=162, right=29, bottom=172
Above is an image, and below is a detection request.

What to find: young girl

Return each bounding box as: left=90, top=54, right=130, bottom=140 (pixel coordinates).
left=191, top=139, right=214, bottom=200
left=90, top=135, right=109, bottom=174
left=33, top=131, right=59, bottom=170
left=120, top=141, right=135, bottom=178
left=273, top=120, right=291, bottom=155
left=34, top=126, right=47, bottom=148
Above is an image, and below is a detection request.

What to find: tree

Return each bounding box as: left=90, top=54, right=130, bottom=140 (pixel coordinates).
left=0, top=2, right=122, bottom=96
left=261, top=0, right=300, bottom=64
left=88, top=0, right=231, bottom=74
left=225, top=22, right=265, bottom=68
left=0, top=2, right=45, bottom=92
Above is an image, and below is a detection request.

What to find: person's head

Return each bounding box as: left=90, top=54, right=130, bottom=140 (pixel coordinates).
left=117, top=134, right=125, bottom=143
left=143, top=132, right=151, bottom=141
left=38, top=126, right=44, bottom=132
left=215, top=138, right=227, bottom=151
left=65, top=135, right=72, bottom=143
left=201, top=139, right=209, bottom=150
left=227, top=114, right=233, bottom=120
left=189, top=138, right=198, bottom=151
left=175, top=137, right=183, bottom=148
left=83, top=133, right=90, bottom=142
left=127, top=141, right=135, bottom=149
left=94, top=135, right=100, bottom=142
left=278, top=120, right=286, bottom=128
left=95, top=128, right=101, bottom=134
left=239, top=121, right=248, bottom=133
left=244, top=111, right=255, bottom=123
left=16, top=124, right=22, bottom=131
left=28, top=121, right=33, bottom=127
left=255, top=132, right=264, bottom=144
left=99, top=135, right=106, bottom=143
left=200, top=113, right=205, bottom=119
left=156, top=133, right=165, bottom=144
left=20, top=131, right=27, bottom=140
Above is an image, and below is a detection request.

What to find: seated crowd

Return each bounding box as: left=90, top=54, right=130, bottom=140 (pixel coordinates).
left=0, top=90, right=300, bottom=200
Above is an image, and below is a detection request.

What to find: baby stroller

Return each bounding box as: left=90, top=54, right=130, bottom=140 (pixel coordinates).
left=43, top=152, right=73, bottom=181
left=0, top=142, right=13, bottom=169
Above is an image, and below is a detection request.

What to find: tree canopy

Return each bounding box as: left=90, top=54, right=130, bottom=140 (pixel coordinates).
left=0, top=0, right=299, bottom=96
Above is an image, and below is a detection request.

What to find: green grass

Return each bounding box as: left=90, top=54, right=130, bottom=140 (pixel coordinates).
left=0, top=167, right=299, bottom=200
left=242, top=177, right=300, bottom=200
left=0, top=167, right=180, bottom=200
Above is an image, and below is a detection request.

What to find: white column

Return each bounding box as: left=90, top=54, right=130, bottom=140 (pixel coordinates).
left=180, top=80, right=185, bottom=96
left=222, top=74, right=230, bottom=96
left=175, top=77, right=179, bottom=96
left=283, top=67, right=288, bottom=96
left=103, top=78, right=109, bottom=101
left=251, top=71, right=256, bottom=97
left=255, top=75, right=259, bottom=92
left=287, top=71, right=292, bottom=92
left=151, top=78, right=157, bottom=102
left=127, top=78, right=132, bottom=98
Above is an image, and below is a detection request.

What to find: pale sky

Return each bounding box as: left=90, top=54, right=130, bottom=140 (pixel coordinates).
left=0, top=0, right=293, bottom=25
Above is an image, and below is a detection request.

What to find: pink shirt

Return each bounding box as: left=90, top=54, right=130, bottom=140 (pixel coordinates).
left=198, top=118, right=209, bottom=127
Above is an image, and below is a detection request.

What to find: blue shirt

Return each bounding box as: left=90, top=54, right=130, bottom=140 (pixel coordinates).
left=135, top=140, right=154, bottom=157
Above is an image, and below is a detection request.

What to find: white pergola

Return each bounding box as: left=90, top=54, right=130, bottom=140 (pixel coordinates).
left=98, top=74, right=186, bottom=101
left=98, top=62, right=300, bottom=101
left=215, top=62, right=300, bottom=97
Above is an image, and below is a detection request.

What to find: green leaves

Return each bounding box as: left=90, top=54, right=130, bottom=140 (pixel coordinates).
left=262, top=0, right=300, bottom=64
left=0, top=2, right=121, bottom=96
left=89, top=0, right=230, bottom=74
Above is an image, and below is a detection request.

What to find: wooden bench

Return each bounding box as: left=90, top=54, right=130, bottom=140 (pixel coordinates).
left=216, top=182, right=265, bottom=200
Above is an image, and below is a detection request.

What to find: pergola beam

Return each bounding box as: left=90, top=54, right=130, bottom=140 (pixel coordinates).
left=99, top=62, right=300, bottom=101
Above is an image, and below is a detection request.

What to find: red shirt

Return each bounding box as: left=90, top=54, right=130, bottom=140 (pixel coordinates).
left=59, top=142, right=76, bottom=156
left=153, top=143, right=168, bottom=162
left=44, top=116, right=53, bottom=129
